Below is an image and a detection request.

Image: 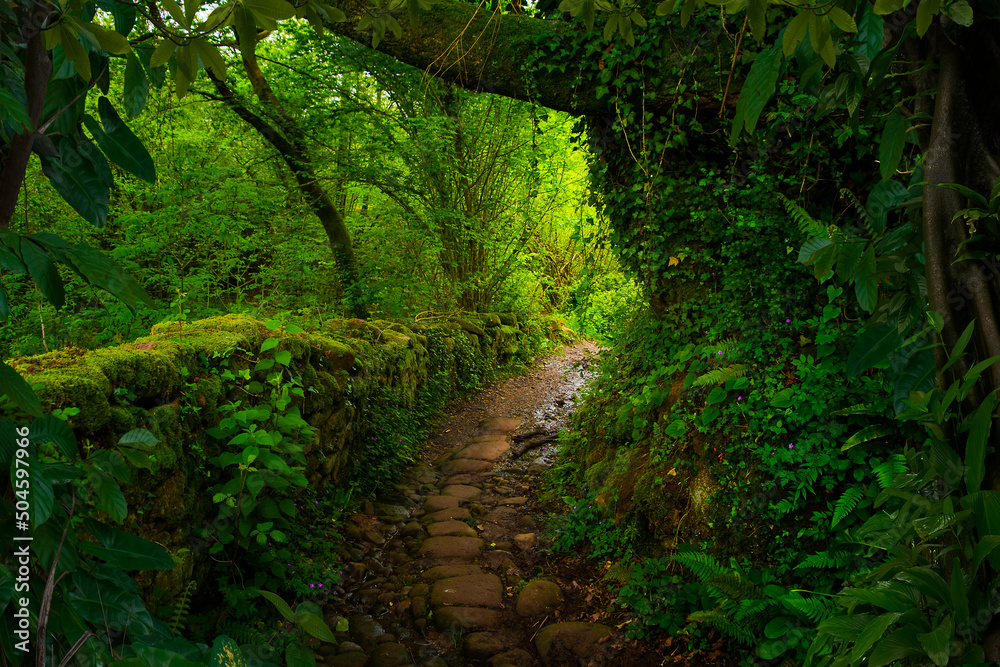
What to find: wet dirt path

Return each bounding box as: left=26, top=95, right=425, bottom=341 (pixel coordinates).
left=313, top=342, right=636, bottom=667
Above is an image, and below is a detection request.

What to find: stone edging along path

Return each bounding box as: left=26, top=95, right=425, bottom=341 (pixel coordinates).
left=314, top=412, right=618, bottom=667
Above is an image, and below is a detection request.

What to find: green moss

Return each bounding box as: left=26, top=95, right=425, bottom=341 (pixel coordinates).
left=87, top=346, right=181, bottom=399
left=27, top=365, right=112, bottom=434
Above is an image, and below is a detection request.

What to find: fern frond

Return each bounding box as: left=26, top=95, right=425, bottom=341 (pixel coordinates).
left=169, top=580, right=197, bottom=636
left=796, top=547, right=858, bottom=571
left=733, top=597, right=778, bottom=621
left=779, top=194, right=829, bottom=239
left=832, top=487, right=865, bottom=527
left=687, top=609, right=757, bottom=645
left=779, top=592, right=835, bottom=622
left=704, top=572, right=763, bottom=602
left=671, top=551, right=726, bottom=582
left=693, top=364, right=748, bottom=387
left=842, top=424, right=894, bottom=451
left=872, top=454, right=908, bottom=489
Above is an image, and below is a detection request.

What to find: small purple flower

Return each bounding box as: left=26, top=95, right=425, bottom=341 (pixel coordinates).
left=718, top=350, right=722, bottom=355
left=788, top=443, right=794, bottom=449
left=786, top=319, right=791, bottom=323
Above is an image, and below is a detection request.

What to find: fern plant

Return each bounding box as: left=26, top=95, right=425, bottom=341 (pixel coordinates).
left=692, top=364, right=749, bottom=387
left=170, top=580, right=197, bottom=636
left=668, top=548, right=835, bottom=661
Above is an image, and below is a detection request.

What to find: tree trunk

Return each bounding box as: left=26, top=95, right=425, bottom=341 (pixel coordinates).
left=0, top=1, right=53, bottom=228
left=206, top=60, right=369, bottom=320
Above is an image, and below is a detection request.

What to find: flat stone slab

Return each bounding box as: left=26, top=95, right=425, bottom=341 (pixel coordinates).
left=442, top=473, right=480, bottom=486
left=434, top=606, right=502, bottom=632
left=483, top=507, right=519, bottom=524
left=478, top=417, right=522, bottom=433
left=418, top=536, right=484, bottom=559
left=454, top=439, right=509, bottom=460
left=370, top=642, right=410, bottom=667
left=423, top=495, right=460, bottom=512
left=427, top=520, right=478, bottom=538
left=422, top=507, right=471, bottom=523
left=440, top=458, right=493, bottom=475
left=423, top=564, right=483, bottom=579
left=535, top=622, right=613, bottom=665
left=464, top=632, right=509, bottom=660
left=431, top=573, right=503, bottom=608
left=503, top=496, right=528, bottom=506
left=441, top=484, right=482, bottom=501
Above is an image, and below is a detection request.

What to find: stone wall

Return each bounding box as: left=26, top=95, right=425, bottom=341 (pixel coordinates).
left=13, top=312, right=543, bottom=602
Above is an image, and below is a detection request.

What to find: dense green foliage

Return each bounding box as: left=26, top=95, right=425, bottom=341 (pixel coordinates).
left=5, top=0, right=1000, bottom=663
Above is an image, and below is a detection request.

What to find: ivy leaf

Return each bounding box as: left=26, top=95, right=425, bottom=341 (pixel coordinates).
left=879, top=112, right=909, bottom=181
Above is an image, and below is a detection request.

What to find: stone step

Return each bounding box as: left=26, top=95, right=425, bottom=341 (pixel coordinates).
left=430, top=573, right=503, bottom=608
left=427, top=520, right=477, bottom=538
left=440, top=484, right=482, bottom=501
left=439, top=458, right=493, bottom=475
left=417, top=536, right=484, bottom=559
left=433, top=606, right=502, bottom=632
left=454, top=438, right=510, bottom=460
left=422, top=494, right=460, bottom=512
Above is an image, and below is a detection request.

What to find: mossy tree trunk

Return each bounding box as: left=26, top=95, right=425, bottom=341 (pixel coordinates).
left=204, top=49, right=369, bottom=320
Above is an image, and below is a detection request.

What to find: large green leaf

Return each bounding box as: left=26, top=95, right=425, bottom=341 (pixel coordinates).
left=867, top=625, right=926, bottom=667
left=295, top=606, right=337, bottom=642
left=84, top=96, right=156, bottom=182
left=891, top=348, right=935, bottom=415
left=879, top=112, right=909, bottom=181
left=847, top=322, right=902, bottom=376
left=0, top=362, right=42, bottom=417
left=67, top=570, right=155, bottom=635
left=29, top=414, right=78, bottom=458
left=257, top=589, right=296, bottom=622
left=209, top=635, right=249, bottom=667
left=731, top=45, right=783, bottom=140
left=964, top=389, right=998, bottom=494
left=40, top=139, right=109, bottom=227
left=894, top=567, right=950, bottom=603
left=867, top=179, right=908, bottom=234
left=854, top=244, right=878, bottom=311
left=851, top=612, right=902, bottom=662
left=89, top=469, right=127, bottom=521
left=123, top=51, right=148, bottom=118
left=80, top=518, right=174, bottom=569
left=62, top=242, right=153, bottom=310
left=20, top=239, right=64, bottom=308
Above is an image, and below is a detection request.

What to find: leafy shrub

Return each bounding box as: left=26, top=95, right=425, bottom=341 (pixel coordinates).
left=569, top=271, right=640, bottom=343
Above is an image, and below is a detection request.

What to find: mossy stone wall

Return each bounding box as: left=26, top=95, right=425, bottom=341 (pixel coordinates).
left=13, top=312, right=539, bottom=601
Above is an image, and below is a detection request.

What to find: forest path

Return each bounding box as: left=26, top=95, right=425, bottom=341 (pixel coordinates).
left=313, top=342, right=650, bottom=667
